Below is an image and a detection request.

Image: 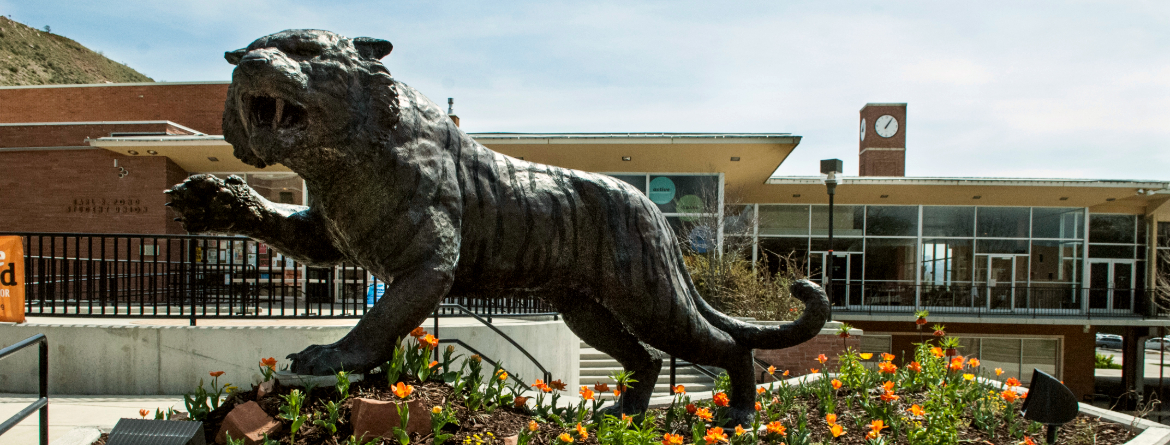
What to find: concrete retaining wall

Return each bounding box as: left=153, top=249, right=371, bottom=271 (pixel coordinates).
left=0, top=320, right=578, bottom=395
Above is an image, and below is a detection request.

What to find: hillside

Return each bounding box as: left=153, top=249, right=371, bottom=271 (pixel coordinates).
left=0, top=16, right=153, bottom=86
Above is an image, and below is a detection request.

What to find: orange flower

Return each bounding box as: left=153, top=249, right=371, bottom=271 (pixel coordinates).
left=968, top=358, right=981, bottom=368
left=410, top=327, right=426, bottom=337
left=767, top=365, right=776, bottom=375
left=662, top=433, right=684, bottom=445
left=817, top=354, right=828, bottom=364
left=878, top=362, right=898, bottom=374
left=908, top=361, right=922, bottom=372
left=756, top=386, right=766, bottom=395
left=613, top=388, right=622, bottom=398
left=713, top=392, right=730, bottom=407
left=825, top=413, right=837, bottom=424
left=432, top=361, right=441, bottom=369
left=754, top=401, right=762, bottom=411
left=948, top=358, right=964, bottom=371
left=549, top=379, right=567, bottom=391
left=675, top=385, right=687, bottom=395
left=908, top=404, right=925, bottom=416
left=580, top=386, right=595, bottom=400
left=880, top=390, right=899, bottom=402
left=575, top=422, right=588, bottom=440
left=392, top=381, right=414, bottom=399
left=695, top=407, right=713, bottom=421
left=734, top=425, right=746, bottom=436
left=1006, top=377, right=1022, bottom=387
left=704, top=427, right=728, bottom=444
left=1023, top=437, right=1036, bottom=445
left=139, top=409, right=149, bottom=418
left=210, top=371, right=225, bottom=377
left=1001, top=389, right=1019, bottom=403
left=867, top=430, right=881, bottom=440
left=859, top=353, right=873, bottom=360
left=528, top=420, right=539, bottom=432
left=830, top=423, right=846, bottom=438
left=810, top=368, right=820, bottom=374
left=686, top=403, right=698, bottom=415
left=963, top=373, right=975, bottom=381
left=558, top=433, right=575, bottom=443
left=765, top=421, right=787, bottom=436
left=595, top=382, right=610, bottom=392
left=881, top=353, right=895, bottom=362
left=930, top=347, right=944, bottom=358
left=418, top=334, right=439, bottom=349
left=995, top=367, right=1004, bottom=376
left=782, top=370, right=790, bottom=377
left=514, top=396, right=529, bottom=408
left=831, top=379, right=842, bottom=390
left=260, top=357, right=277, bottom=370
left=882, top=381, right=895, bottom=391
left=533, top=379, right=551, bottom=393
left=869, top=420, right=886, bottom=433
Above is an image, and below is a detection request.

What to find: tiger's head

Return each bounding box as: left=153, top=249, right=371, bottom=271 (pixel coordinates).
left=221, top=29, right=398, bottom=172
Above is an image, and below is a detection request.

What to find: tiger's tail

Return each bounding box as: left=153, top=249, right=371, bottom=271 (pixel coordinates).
left=689, top=268, right=833, bottom=351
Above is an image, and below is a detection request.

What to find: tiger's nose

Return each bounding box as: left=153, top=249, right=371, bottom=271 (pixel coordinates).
left=238, top=54, right=271, bottom=73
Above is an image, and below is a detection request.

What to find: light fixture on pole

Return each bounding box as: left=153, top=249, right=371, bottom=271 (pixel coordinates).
left=820, top=159, right=843, bottom=304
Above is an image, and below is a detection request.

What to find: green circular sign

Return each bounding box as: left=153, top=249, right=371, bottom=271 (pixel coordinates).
left=677, top=195, right=704, bottom=221
left=648, top=177, right=676, bottom=204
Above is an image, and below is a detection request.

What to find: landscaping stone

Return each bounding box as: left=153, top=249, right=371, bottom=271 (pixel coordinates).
left=256, top=380, right=275, bottom=399
left=502, top=435, right=519, bottom=445
left=350, top=397, right=430, bottom=439
left=274, top=370, right=364, bottom=388
left=215, top=401, right=281, bottom=445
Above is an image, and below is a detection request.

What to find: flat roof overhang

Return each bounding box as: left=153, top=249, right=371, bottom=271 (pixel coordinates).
left=763, top=176, right=1170, bottom=212
left=473, top=133, right=801, bottom=200
left=88, top=135, right=292, bottom=173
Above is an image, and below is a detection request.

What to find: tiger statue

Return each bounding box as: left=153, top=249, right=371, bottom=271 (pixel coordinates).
left=165, top=29, right=830, bottom=425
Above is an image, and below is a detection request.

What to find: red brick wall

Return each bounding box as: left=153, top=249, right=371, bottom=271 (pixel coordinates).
left=0, top=122, right=195, bottom=149
left=0, top=149, right=187, bottom=234
left=755, top=333, right=861, bottom=382
left=847, top=321, right=1094, bottom=402
left=0, top=83, right=229, bottom=135
left=859, top=149, right=906, bottom=177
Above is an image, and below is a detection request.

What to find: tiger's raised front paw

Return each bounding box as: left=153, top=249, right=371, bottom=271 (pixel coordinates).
left=165, top=174, right=265, bottom=234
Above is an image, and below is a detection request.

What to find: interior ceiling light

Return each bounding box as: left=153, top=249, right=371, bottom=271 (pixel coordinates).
left=208, top=157, right=219, bottom=162
left=792, top=194, right=801, bottom=198
left=621, top=156, right=632, bottom=161
left=1059, top=197, right=1069, bottom=201
left=730, top=157, right=741, bottom=161
left=127, top=150, right=139, bottom=155
left=1106, top=198, right=1116, bottom=201
left=880, top=195, right=889, bottom=198
left=973, top=195, right=982, bottom=199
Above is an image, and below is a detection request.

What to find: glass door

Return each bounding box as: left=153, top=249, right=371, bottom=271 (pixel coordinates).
left=976, top=255, right=1028, bottom=310
left=988, top=256, right=1014, bottom=309
left=810, top=252, right=863, bottom=307
left=1088, top=260, right=1135, bottom=311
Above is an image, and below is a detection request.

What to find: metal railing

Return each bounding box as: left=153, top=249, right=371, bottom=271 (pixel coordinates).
left=827, top=282, right=1154, bottom=318
left=432, top=304, right=553, bottom=387
left=6, top=233, right=557, bottom=321
left=0, top=334, right=48, bottom=445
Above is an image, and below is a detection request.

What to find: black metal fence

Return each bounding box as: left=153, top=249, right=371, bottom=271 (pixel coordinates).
left=828, top=282, right=1155, bottom=318
left=7, top=233, right=556, bottom=320
left=0, top=334, right=48, bottom=445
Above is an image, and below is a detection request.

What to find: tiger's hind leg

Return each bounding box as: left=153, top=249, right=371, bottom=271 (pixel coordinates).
left=558, top=295, right=662, bottom=417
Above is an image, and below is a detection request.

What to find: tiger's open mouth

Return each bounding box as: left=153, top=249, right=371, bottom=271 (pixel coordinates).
left=243, top=94, right=307, bottom=131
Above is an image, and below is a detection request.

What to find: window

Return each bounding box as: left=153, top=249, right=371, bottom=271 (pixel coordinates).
left=1030, top=241, right=1080, bottom=283
left=759, top=205, right=809, bottom=236
left=961, top=337, right=1061, bottom=384
left=609, top=174, right=647, bottom=192
left=859, top=335, right=892, bottom=355
left=977, top=207, right=1030, bottom=238
left=1090, top=215, right=1136, bottom=244
left=1032, top=208, right=1083, bottom=239
left=865, top=238, right=917, bottom=281
left=813, top=205, right=865, bottom=236
left=648, top=175, right=718, bottom=214
left=923, top=206, right=974, bottom=237
left=921, top=239, right=974, bottom=285
left=865, top=206, right=918, bottom=237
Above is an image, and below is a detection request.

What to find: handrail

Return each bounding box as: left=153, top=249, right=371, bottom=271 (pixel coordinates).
left=434, top=304, right=554, bottom=386
left=436, top=339, right=545, bottom=390
left=0, top=334, right=48, bottom=445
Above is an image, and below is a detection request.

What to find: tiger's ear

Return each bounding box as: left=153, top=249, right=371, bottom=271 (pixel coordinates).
left=353, top=37, right=393, bottom=60
left=225, top=48, right=246, bottom=65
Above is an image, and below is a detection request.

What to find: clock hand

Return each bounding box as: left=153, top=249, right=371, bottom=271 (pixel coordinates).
left=884, top=119, right=893, bottom=129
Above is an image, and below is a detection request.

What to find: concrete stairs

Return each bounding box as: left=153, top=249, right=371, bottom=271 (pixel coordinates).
left=578, top=341, right=718, bottom=396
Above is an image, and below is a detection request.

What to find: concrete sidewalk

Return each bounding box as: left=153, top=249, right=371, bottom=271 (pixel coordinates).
left=0, top=394, right=184, bottom=445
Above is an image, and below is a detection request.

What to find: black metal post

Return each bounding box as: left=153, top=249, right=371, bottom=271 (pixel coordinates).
left=39, top=338, right=47, bottom=445
left=670, top=357, right=676, bottom=391
left=826, top=178, right=837, bottom=303
left=433, top=311, right=440, bottom=363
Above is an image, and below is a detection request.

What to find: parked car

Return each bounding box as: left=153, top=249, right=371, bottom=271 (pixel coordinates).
left=1096, top=333, right=1122, bottom=349
left=1147, top=338, right=1170, bottom=351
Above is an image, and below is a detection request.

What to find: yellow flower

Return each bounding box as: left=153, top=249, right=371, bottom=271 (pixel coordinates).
left=996, top=367, right=1004, bottom=376
left=734, top=425, right=746, bottom=436
left=859, top=353, right=873, bottom=360
left=964, top=373, right=975, bottom=381
left=527, top=420, right=539, bottom=432
left=432, top=406, right=443, bottom=414
left=497, top=370, right=508, bottom=381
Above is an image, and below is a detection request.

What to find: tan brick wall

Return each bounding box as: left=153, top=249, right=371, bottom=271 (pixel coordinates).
left=755, top=333, right=861, bottom=382
left=0, top=149, right=186, bottom=234
left=0, top=83, right=229, bottom=134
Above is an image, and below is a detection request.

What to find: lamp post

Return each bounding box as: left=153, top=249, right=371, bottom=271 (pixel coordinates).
left=820, top=159, right=843, bottom=304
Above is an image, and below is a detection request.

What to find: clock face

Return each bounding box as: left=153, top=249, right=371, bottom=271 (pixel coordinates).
left=860, top=118, right=866, bottom=141
left=875, top=115, right=898, bottom=138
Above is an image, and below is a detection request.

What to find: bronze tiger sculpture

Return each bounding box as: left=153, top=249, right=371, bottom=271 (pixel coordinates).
left=165, top=29, right=831, bottom=425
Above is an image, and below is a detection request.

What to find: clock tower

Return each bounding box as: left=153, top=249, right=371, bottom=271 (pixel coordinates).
left=859, top=103, right=907, bottom=176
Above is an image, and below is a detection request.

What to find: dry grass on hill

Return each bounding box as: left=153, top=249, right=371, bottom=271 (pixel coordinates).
left=0, top=16, right=152, bottom=86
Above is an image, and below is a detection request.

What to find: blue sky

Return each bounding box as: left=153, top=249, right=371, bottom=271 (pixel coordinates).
left=4, top=1, right=1169, bottom=179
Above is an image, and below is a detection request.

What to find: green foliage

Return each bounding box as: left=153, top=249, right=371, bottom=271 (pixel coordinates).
left=153, top=407, right=178, bottom=420
left=183, top=373, right=231, bottom=422
left=278, top=389, right=310, bottom=445
left=335, top=370, right=352, bottom=399
left=391, top=402, right=411, bottom=445
left=224, top=432, right=245, bottom=445
left=1096, top=353, right=1122, bottom=369
left=312, top=400, right=342, bottom=435
left=595, top=412, right=660, bottom=445
left=431, top=404, right=457, bottom=445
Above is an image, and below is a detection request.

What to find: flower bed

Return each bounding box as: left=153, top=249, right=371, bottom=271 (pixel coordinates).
left=103, top=326, right=1146, bottom=445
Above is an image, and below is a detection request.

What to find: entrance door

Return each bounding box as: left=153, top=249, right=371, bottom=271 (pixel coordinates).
left=975, top=255, right=1028, bottom=310
left=1088, top=260, right=1135, bottom=311
left=810, top=252, right=862, bottom=307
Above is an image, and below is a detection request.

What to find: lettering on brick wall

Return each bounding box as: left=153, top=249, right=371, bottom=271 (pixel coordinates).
left=65, top=198, right=148, bottom=214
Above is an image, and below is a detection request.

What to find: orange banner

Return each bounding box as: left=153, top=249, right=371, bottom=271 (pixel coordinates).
left=0, top=236, right=25, bottom=323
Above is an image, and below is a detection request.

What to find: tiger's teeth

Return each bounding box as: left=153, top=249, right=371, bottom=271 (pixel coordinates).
left=238, top=96, right=250, bottom=135
left=273, top=98, right=285, bottom=129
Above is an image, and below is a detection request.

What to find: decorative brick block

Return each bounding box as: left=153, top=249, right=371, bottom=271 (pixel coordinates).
left=350, top=397, right=430, bottom=440
left=215, top=401, right=281, bottom=445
